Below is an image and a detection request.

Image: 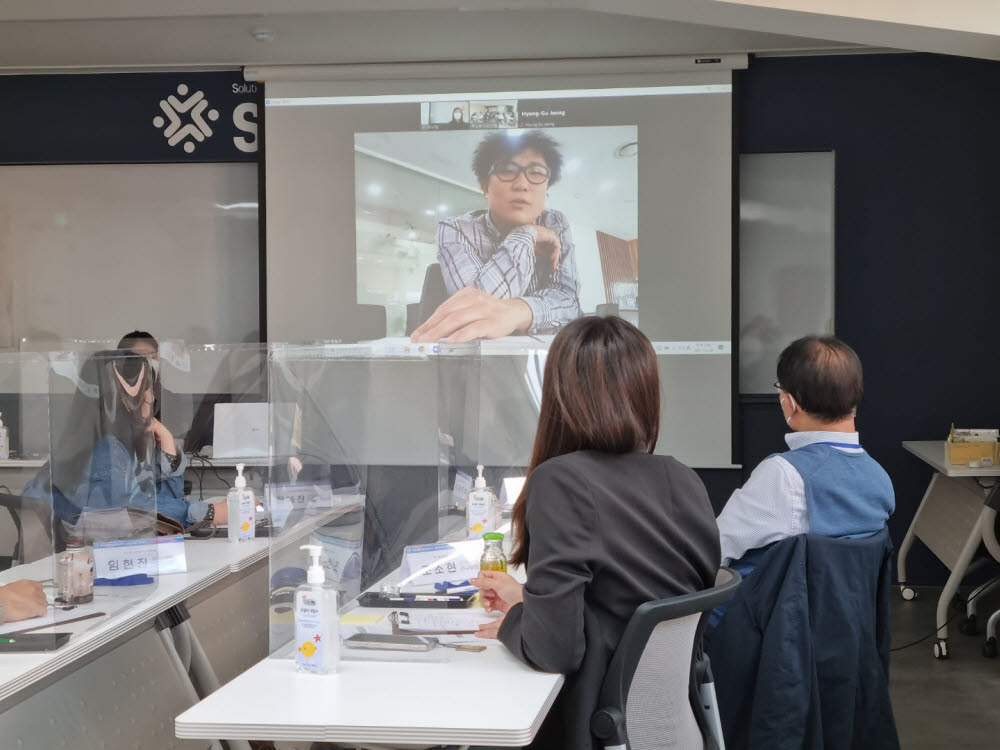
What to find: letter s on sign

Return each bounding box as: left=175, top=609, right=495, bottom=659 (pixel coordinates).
left=233, top=103, right=258, bottom=153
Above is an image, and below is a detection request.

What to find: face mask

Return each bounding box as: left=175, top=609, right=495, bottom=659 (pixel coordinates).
left=454, top=112, right=462, bottom=120
left=781, top=395, right=797, bottom=425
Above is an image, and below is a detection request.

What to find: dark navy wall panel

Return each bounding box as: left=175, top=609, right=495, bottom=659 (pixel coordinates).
left=0, top=71, right=259, bottom=164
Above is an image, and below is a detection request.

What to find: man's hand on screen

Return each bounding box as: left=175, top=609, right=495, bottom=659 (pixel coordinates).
left=532, top=225, right=561, bottom=272
left=411, top=287, right=533, bottom=343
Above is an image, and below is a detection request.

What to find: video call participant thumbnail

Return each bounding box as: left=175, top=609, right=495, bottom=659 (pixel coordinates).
left=411, top=130, right=582, bottom=343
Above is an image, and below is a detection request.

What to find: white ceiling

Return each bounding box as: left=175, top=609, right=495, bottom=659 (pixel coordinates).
left=0, top=4, right=851, bottom=71
left=1, top=0, right=998, bottom=71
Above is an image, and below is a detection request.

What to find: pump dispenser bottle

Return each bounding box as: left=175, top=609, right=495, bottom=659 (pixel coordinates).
left=227, top=463, right=255, bottom=542
left=295, top=544, right=340, bottom=674
left=0, top=412, right=7, bottom=460
left=467, top=464, right=499, bottom=539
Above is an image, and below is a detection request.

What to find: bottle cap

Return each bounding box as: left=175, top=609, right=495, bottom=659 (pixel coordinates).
left=482, top=532, right=504, bottom=541
left=301, top=544, right=325, bottom=584
left=475, top=464, right=486, bottom=489
left=234, top=462, right=247, bottom=489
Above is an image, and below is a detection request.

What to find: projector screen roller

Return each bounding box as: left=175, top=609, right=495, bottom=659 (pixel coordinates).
left=262, top=65, right=736, bottom=467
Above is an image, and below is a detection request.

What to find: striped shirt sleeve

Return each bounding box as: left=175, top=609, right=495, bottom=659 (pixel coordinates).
left=437, top=219, right=538, bottom=299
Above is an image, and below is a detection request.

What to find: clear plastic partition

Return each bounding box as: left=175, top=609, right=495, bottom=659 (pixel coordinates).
left=0, top=351, right=60, bottom=637
left=0, top=351, right=54, bottom=568
left=268, top=340, right=490, bottom=657
left=265, top=341, right=545, bottom=663
left=157, top=342, right=269, bottom=508
left=436, top=341, right=545, bottom=545
left=14, top=349, right=165, bottom=635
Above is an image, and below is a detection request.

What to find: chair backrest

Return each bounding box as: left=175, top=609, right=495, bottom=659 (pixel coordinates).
left=593, top=568, right=742, bottom=750
left=626, top=612, right=704, bottom=750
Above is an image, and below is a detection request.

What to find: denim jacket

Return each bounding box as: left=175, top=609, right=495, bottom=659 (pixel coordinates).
left=22, top=435, right=209, bottom=527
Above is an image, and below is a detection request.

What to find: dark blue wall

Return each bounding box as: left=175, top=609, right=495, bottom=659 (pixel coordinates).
left=720, top=52, right=1000, bottom=584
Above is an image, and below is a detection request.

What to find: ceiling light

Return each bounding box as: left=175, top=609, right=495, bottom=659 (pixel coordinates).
left=615, top=141, right=638, bottom=158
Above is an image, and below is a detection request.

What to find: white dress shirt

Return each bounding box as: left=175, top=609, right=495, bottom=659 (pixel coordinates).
left=717, top=431, right=863, bottom=566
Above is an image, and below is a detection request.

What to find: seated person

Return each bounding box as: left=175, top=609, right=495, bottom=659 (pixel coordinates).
left=411, top=130, right=582, bottom=343
left=117, top=330, right=162, bottom=418
left=468, top=316, right=720, bottom=749
left=22, top=351, right=227, bottom=534
left=0, top=580, right=47, bottom=624
left=716, top=335, right=894, bottom=586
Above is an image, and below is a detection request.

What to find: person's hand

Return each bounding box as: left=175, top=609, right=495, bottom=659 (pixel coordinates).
left=411, top=287, right=532, bottom=343
left=150, top=418, right=177, bottom=457
left=212, top=501, right=229, bottom=525
left=470, top=570, right=524, bottom=615
left=0, top=580, right=48, bottom=623
left=532, top=225, right=562, bottom=272
left=475, top=612, right=505, bottom=640
left=287, top=456, right=303, bottom=483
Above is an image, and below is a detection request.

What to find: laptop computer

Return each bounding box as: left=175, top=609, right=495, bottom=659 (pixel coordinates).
left=212, top=402, right=269, bottom=459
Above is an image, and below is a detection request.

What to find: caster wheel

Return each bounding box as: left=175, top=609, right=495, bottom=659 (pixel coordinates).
left=901, top=587, right=917, bottom=601
left=933, top=640, right=949, bottom=659
left=984, top=638, right=997, bottom=659
left=959, top=615, right=979, bottom=636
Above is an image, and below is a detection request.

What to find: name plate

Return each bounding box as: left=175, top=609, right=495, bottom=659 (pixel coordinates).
left=93, top=535, right=187, bottom=580
left=401, top=540, right=484, bottom=587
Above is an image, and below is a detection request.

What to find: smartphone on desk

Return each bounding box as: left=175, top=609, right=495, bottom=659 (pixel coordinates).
left=0, top=633, right=71, bottom=652
left=343, top=633, right=436, bottom=652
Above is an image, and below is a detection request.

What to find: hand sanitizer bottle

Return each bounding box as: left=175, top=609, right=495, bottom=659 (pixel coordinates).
left=227, top=463, right=255, bottom=542
left=295, top=544, right=340, bottom=674
left=467, top=464, right=499, bottom=540
left=0, top=412, right=7, bottom=460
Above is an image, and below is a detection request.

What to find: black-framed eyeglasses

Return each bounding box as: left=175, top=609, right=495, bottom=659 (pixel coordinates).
left=490, top=160, right=550, bottom=185
left=773, top=381, right=783, bottom=391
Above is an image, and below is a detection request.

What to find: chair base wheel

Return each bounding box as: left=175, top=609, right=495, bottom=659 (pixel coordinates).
left=900, top=587, right=917, bottom=601
left=933, top=640, right=949, bottom=659
left=959, top=615, right=978, bottom=636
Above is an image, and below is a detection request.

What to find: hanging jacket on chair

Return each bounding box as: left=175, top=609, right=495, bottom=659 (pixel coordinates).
left=707, top=529, right=899, bottom=750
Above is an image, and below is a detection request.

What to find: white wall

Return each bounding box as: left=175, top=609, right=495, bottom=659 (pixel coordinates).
left=0, top=162, right=259, bottom=350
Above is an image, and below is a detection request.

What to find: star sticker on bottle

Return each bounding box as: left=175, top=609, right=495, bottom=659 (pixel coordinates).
left=314, top=634, right=322, bottom=643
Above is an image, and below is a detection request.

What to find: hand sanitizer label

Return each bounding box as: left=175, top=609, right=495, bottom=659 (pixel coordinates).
left=467, top=489, right=494, bottom=539
left=237, top=490, right=255, bottom=541
left=295, top=590, right=323, bottom=670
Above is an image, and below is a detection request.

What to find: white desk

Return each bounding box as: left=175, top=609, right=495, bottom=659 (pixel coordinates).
left=177, top=543, right=564, bottom=748
left=176, top=642, right=563, bottom=747
left=899, top=440, right=1000, bottom=659
left=0, top=505, right=349, bottom=702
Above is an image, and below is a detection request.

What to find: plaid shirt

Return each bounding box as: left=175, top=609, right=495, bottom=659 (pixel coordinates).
left=437, top=208, right=582, bottom=334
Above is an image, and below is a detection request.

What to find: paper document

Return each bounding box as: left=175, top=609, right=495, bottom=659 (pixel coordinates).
left=395, top=608, right=500, bottom=633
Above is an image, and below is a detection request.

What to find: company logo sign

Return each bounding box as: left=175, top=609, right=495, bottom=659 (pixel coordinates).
left=153, top=83, right=220, bottom=153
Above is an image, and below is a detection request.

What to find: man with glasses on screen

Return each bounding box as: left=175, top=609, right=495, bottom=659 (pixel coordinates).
left=411, top=130, right=581, bottom=343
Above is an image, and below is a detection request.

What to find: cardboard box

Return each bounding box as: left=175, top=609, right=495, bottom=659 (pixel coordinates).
left=947, top=438, right=1000, bottom=465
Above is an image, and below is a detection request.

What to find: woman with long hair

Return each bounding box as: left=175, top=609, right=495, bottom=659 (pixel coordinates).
left=470, top=316, right=720, bottom=749
left=22, top=349, right=226, bottom=536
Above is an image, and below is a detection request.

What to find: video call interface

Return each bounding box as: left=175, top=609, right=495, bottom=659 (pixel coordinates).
left=355, top=96, right=641, bottom=341
left=265, top=78, right=736, bottom=464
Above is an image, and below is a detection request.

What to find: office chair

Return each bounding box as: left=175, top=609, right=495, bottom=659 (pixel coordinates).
left=406, top=263, right=449, bottom=336
left=0, top=491, right=24, bottom=568
left=591, top=568, right=741, bottom=750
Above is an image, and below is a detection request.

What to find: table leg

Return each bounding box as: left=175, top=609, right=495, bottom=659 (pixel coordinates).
left=898, top=473, right=939, bottom=599
left=934, top=508, right=992, bottom=654
left=156, top=624, right=225, bottom=750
